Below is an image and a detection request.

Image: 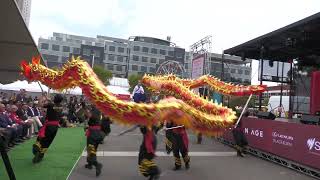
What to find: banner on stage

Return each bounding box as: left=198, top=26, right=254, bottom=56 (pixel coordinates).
left=223, top=117, right=320, bottom=170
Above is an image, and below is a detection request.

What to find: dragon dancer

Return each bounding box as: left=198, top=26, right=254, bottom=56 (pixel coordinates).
left=118, top=124, right=161, bottom=180
left=167, top=121, right=190, bottom=171
left=32, top=94, right=63, bottom=163
left=84, top=106, right=104, bottom=176
left=138, top=125, right=161, bottom=180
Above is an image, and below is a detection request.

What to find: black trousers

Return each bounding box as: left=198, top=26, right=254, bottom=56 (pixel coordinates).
left=138, top=145, right=160, bottom=177
left=165, top=130, right=174, bottom=153
left=33, top=126, right=58, bottom=156
left=86, top=130, right=103, bottom=167
left=172, top=134, right=190, bottom=167
left=0, top=129, right=12, bottom=147
left=21, top=123, right=31, bottom=137
left=4, top=128, right=16, bottom=144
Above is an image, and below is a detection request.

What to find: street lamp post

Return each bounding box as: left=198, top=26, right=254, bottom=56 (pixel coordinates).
left=91, top=52, right=95, bottom=68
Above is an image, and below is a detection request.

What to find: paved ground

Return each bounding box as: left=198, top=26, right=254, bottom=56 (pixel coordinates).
left=68, top=125, right=314, bottom=180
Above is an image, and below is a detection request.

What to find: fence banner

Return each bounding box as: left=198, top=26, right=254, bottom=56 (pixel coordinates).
left=223, top=117, right=320, bottom=170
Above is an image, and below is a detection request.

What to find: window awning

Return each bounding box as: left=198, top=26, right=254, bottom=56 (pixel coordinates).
left=0, top=0, right=44, bottom=84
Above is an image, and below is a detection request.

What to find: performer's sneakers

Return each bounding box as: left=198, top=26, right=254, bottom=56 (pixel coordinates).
left=85, top=164, right=93, bottom=169
left=96, top=163, right=103, bottom=176
left=237, top=150, right=245, bottom=157
left=32, top=153, right=43, bottom=164
left=173, top=166, right=181, bottom=171
left=149, top=173, right=160, bottom=180
left=185, top=162, right=190, bottom=170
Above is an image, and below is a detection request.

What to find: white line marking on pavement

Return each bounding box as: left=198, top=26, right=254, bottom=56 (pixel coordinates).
left=67, top=146, right=86, bottom=180
left=82, top=151, right=236, bottom=157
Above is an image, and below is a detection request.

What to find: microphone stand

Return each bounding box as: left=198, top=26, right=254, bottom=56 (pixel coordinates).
left=0, top=133, right=16, bottom=180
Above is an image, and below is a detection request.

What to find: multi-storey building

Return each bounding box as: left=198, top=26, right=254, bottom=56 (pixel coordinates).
left=38, top=33, right=251, bottom=83
left=15, top=0, right=31, bottom=27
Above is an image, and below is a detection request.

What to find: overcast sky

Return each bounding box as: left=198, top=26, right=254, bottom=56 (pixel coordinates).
left=29, top=0, right=320, bottom=84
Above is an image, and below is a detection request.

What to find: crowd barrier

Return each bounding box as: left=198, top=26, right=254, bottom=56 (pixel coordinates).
left=221, top=117, right=320, bottom=178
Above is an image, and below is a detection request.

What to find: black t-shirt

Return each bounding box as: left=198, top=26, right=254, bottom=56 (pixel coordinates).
left=44, top=103, right=63, bottom=121
left=88, top=117, right=100, bottom=126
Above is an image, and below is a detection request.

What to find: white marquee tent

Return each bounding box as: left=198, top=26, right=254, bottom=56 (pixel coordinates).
left=0, top=80, right=130, bottom=96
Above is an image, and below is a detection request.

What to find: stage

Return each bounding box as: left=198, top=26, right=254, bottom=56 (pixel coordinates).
left=220, top=117, right=320, bottom=179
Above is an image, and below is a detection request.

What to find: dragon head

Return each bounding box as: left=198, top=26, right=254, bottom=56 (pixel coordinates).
left=20, top=56, right=41, bottom=81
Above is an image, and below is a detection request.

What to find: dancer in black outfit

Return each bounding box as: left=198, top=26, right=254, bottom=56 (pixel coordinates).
left=32, top=94, right=63, bottom=163
left=84, top=107, right=104, bottom=176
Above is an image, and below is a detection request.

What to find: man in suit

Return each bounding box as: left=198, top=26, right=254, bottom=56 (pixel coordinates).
left=26, top=101, right=43, bottom=133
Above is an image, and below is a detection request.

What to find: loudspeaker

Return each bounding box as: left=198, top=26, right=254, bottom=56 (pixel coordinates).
left=300, top=115, right=320, bottom=125
left=257, top=111, right=276, bottom=120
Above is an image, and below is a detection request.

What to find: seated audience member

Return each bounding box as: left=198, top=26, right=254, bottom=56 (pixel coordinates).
left=0, top=103, right=24, bottom=146
left=33, top=101, right=43, bottom=120
left=16, top=102, right=37, bottom=135
left=27, top=101, right=43, bottom=132
left=10, top=105, right=32, bottom=138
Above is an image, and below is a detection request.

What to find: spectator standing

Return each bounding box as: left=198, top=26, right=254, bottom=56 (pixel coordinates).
left=132, top=82, right=146, bottom=103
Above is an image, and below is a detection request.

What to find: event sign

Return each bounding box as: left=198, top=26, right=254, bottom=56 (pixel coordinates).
left=223, top=117, right=320, bottom=170
left=191, top=54, right=205, bottom=79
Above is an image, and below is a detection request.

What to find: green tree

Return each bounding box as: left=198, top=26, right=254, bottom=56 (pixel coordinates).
left=93, top=65, right=112, bottom=85
left=128, top=74, right=143, bottom=93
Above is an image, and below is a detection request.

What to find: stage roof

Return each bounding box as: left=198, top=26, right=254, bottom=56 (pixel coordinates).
left=224, top=12, right=320, bottom=65
left=0, top=0, right=43, bottom=84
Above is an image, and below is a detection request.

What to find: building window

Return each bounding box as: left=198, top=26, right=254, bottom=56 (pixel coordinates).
left=238, top=69, right=243, bottom=74
left=142, top=47, right=149, bottom=53
left=118, top=47, right=125, bottom=53
left=42, top=54, right=59, bottom=62
left=61, top=56, right=69, bottom=62
left=142, top=57, right=148, bottom=62
left=141, top=66, right=147, bottom=72
left=132, top=65, right=138, bottom=71
left=186, top=56, right=190, bottom=60
left=160, top=49, right=166, bottom=55
left=149, top=67, right=156, bottom=73
left=52, top=44, right=60, bottom=51
left=95, top=43, right=103, bottom=47
left=159, top=59, right=165, bottom=64
left=168, top=51, right=174, bottom=57
left=73, top=47, right=80, bottom=54
left=116, top=65, right=122, bottom=71
left=55, top=37, right=63, bottom=41
left=40, top=43, right=49, bottom=50
left=151, top=48, right=157, bottom=54
left=62, top=46, right=70, bottom=52
left=107, top=64, right=114, bottom=70
left=108, top=55, right=115, bottom=61
left=150, top=58, right=157, bottom=63
left=133, top=55, right=139, bottom=61
left=244, top=79, right=250, bottom=83
left=231, top=69, right=236, bottom=73
left=94, top=50, right=100, bottom=57
left=117, top=56, right=124, bottom=62
left=109, top=46, right=115, bottom=52
left=133, top=46, right=140, bottom=51
left=47, top=62, right=62, bottom=68
left=83, top=48, right=91, bottom=56
left=245, top=70, right=250, bottom=75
